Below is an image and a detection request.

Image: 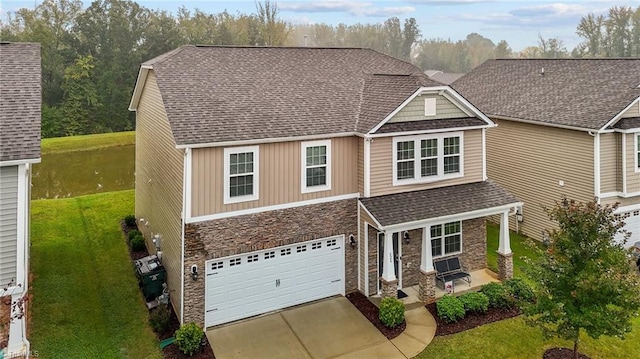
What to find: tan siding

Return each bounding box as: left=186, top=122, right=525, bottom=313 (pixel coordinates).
left=625, top=133, right=640, bottom=193
left=486, top=119, right=594, bottom=241
left=135, top=71, right=184, bottom=320
left=358, top=138, right=364, bottom=195
left=600, top=133, right=619, bottom=193
left=601, top=195, right=640, bottom=207
left=388, top=94, right=467, bottom=123
left=369, top=129, right=484, bottom=196
left=622, top=102, right=639, bottom=118
left=191, top=137, right=358, bottom=217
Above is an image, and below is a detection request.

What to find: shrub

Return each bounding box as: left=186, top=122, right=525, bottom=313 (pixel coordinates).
left=124, top=214, right=136, bottom=227
left=175, top=322, right=204, bottom=356
left=436, top=295, right=465, bottom=323
left=480, top=282, right=514, bottom=309
left=127, top=229, right=141, bottom=242
left=149, top=305, right=171, bottom=333
left=505, top=278, right=535, bottom=303
left=459, top=292, right=489, bottom=314
left=379, top=297, right=405, bottom=328
left=131, top=235, right=146, bottom=252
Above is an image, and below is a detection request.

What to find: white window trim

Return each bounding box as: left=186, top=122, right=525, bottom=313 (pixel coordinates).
left=429, top=221, right=463, bottom=258
left=301, top=139, right=332, bottom=193
left=392, top=132, right=464, bottom=186
left=635, top=134, right=640, bottom=173
left=223, top=146, right=259, bottom=204
left=424, top=97, right=437, bottom=116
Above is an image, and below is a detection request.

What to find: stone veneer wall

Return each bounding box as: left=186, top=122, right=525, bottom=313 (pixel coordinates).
left=397, top=228, right=423, bottom=288
left=182, top=199, right=358, bottom=326
left=367, top=225, right=378, bottom=296
left=459, top=218, right=487, bottom=271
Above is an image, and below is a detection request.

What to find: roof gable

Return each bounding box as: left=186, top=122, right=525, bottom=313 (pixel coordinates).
left=452, top=59, right=640, bottom=131
left=0, top=42, right=41, bottom=163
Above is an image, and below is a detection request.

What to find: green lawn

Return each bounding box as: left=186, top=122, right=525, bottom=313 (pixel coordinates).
left=416, top=223, right=640, bottom=359
left=41, top=131, right=135, bottom=154
left=29, top=190, right=162, bottom=359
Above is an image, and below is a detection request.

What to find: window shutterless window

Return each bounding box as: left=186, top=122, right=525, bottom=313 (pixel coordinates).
left=430, top=221, right=462, bottom=257
left=301, top=140, right=331, bottom=193
left=223, top=146, right=259, bottom=204
left=392, top=132, right=463, bottom=185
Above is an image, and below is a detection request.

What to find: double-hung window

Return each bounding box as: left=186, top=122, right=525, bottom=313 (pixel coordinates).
left=392, top=132, right=463, bottom=185
left=301, top=140, right=331, bottom=193
left=224, top=146, right=259, bottom=204
left=430, top=221, right=462, bottom=257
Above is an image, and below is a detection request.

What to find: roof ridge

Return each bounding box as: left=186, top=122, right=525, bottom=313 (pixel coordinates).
left=193, top=45, right=368, bottom=50
left=142, top=45, right=193, bottom=66
left=353, top=73, right=368, bottom=132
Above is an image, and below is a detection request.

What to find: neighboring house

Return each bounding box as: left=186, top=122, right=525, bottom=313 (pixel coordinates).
left=129, top=45, right=521, bottom=329
left=0, top=42, right=41, bottom=356
left=453, top=59, right=640, bottom=246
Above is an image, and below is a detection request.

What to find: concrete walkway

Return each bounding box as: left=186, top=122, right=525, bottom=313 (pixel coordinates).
left=206, top=296, right=437, bottom=359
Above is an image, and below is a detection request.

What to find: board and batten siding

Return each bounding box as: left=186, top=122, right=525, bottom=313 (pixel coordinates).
left=135, top=71, right=185, bottom=320
left=599, top=133, right=621, bottom=194
left=369, top=129, right=483, bottom=197
left=190, top=137, right=358, bottom=217
left=486, top=119, right=594, bottom=242
left=387, top=94, right=467, bottom=123
left=0, top=165, right=18, bottom=285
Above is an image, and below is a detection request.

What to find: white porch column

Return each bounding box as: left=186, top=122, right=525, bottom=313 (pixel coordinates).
left=6, top=292, right=29, bottom=356
left=381, top=231, right=396, bottom=281
left=498, top=210, right=512, bottom=255
left=421, top=226, right=434, bottom=272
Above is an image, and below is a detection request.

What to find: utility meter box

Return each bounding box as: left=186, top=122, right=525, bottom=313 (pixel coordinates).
left=135, top=254, right=166, bottom=301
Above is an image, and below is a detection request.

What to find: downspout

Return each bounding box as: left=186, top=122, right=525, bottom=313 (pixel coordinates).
left=363, top=137, right=371, bottom=197
left=589, top=131, right=600, bottom=202
left=180, top=148, right=189, bottom=324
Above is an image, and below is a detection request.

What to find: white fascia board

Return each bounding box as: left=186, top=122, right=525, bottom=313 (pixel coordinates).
left=599, top=96, right=640, bottom=132
left=128, top=65, right=152, bottom=111
left=367, top=125, right=490, bottom=139
left=491, top=115, right=598, bottom=133
left=0, top=158, right=41, bottom=167
left=175, top=132, right=356, bottom=149
left=358, top=200, right=383, bottom=229
left=381, top=202, right=523, bottom=232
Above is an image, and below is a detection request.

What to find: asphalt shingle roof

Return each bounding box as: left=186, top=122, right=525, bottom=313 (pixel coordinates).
left=452, top=59, right=640, bottom=130
left=375, top=117, right=486, bottom=134
left=144, top=46, right=442, bottom=145
left=0, top=42, right=41, bottom=162
left=360, top=180, right=520, bottom=227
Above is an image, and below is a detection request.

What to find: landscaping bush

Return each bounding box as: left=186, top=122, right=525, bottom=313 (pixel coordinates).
left=436, top=295, right=465, bottom=323
left=130, top=235, right=146, bottom=252
left=505, top=278, right=535, bottom=303
left=124, top=214, right=137, bottom=227
left=379, top=297, right=405, bottom=328
left=175, top=322, right=204, bottom=356
left=459, top=292, right=489, bottom=314
left=480, top=282, right=514, bottom=309
left=149, top=305, right=171, bottom=333
left=127, top=229, right=141, bottom=242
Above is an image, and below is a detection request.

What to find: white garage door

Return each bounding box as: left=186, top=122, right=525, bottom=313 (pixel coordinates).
left=616, top=210, right=640, bottom=248
left=205, top=235, right=345, bottom=327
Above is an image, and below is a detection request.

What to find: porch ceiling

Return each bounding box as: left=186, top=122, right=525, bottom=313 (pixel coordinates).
left=359, top=180, right=520, bottom=228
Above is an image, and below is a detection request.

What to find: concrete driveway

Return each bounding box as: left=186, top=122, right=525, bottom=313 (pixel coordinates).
left=206, top=296, right=406, bottom=359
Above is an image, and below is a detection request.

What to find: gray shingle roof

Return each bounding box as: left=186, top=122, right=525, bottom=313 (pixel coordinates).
left=612, top=117, right=640, bottom=130
left=144, top=46, right=441, bottom=145
left=0, top=42, right=41, bottom=162
left=375, top=117, right=486, bottom=134
left=452, top=59, right=640, bottom=130
left=360, top=180, right=520, bottom=227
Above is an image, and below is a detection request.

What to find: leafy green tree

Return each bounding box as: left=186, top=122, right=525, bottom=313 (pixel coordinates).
left=256, top=0, right=289, bottom=46
left=576, top=14, right=605, bottom=57
left=523, top=198, right=640, bottom=359
left=60, top=55, right=101, bottom=135
left=401, top=18, right=420, bottom=61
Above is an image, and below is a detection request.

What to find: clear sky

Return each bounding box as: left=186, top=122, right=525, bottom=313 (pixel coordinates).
left=2, top=0, right=639, bottom=51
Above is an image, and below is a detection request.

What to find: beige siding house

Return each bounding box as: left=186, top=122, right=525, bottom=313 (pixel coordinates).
left=453, top=59, right=640, bottom=246
left=0, top=42, right=41, bottom=357
left=129, top=45, right=521, bottom=329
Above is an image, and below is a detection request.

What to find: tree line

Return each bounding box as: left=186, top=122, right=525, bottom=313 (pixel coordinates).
left=1, top=0, right=638, bottom=137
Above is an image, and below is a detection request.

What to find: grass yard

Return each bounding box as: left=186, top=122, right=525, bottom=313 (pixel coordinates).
left=29, top=190, right=162, bottom=359
left=41, top=131, right=135, bottom=154
left=416, top=223, right=640, bottom=359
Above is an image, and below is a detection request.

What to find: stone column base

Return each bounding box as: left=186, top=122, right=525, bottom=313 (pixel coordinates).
left=380, top=278, right=398, bottom=299
left=497, top=252, right=514, bottom=281
left=418, top=269, right=437, bottom=304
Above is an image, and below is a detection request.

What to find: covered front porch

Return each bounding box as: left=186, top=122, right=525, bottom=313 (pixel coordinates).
left=358, top=180, right=521, bottom=303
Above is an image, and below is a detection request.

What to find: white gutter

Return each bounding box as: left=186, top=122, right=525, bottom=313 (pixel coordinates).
left=367, top=125, right=492, bottom=139
left=0, top=158, right=41, bottom=167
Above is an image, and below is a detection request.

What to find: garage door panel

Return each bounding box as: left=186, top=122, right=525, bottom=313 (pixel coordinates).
left=205, top=236, right=345, bottom=327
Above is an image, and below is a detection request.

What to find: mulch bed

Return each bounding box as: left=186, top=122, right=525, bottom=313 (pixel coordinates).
left=121, top=220, right=216, bottom=359
left=543, top=348, right=591, bottom=359
left=346, top=292, right=405, bottom=340
left=425, top=302, right=521, bottom=336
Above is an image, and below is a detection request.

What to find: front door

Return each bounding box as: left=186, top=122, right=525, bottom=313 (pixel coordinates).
left=378, top=232, right=401, bottom=293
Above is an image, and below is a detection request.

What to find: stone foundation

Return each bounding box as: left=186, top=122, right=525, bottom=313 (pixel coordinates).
left=418, top=270, right=437, bottom=304
left=497, top=252, right=514, bottom=281
left=182, top=199, right=358, bottom=326
left=380, top=278, right=398, bottom=299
